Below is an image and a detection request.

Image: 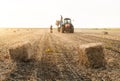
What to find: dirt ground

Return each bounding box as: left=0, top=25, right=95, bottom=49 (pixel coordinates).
left=0, top=28, right=120, bottom=81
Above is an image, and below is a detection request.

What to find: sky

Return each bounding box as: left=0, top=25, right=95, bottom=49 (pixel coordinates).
left=0, top=0, right=120, bottom=28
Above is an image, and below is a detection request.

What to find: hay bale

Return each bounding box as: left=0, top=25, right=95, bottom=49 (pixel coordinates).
left=9, top=42, right=33, bottom=62
left=103, top=31, right=108, bottom=35
left=78, top=43, right=106, bottom=69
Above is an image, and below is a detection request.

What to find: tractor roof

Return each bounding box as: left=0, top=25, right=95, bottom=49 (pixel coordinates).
left=64, top=18, right=71, bottom=20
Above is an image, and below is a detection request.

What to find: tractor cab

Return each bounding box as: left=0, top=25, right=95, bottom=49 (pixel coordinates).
left=64, top=18, right=71, bottom=24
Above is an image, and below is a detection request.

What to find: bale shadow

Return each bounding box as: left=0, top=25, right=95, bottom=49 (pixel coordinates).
left=4, top=60, right=36, bottom=81
left=5, top=57, right=61, bottom=81
left=36, top=56, right=61, bottom=81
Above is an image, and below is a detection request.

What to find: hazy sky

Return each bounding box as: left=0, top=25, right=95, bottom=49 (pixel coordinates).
left=0, top=0, right=120, bottom=28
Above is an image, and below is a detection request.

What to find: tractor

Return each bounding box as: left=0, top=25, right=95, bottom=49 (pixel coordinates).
left=56, top=16, right=74, bottom=33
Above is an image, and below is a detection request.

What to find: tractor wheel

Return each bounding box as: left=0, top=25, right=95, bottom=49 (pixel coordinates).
left=71, top=28, right=74, bottom=33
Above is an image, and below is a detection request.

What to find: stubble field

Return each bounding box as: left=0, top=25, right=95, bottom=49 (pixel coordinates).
left=0, top=28, right=120, bottom=81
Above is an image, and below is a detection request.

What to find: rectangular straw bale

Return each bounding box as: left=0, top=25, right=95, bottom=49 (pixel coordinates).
left=78, top=43, right=106, bottom=69
left=9, top=42, right=33, bottom=62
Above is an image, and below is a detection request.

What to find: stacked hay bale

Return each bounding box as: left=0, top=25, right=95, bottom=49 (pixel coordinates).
left=78, top=43, right=106, bottom=69
left=55, top=20, right=60, bottom=27
left=9, top=42, right=33, bottom=62
left=56, top=20, right=60, bottom=32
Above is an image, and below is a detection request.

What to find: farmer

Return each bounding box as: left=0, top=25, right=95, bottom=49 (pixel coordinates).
left=50, top=25, right=53, bottom=33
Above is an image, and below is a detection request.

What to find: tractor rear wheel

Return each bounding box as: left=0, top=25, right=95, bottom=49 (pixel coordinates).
left=71, top=28, right=74, bottom=33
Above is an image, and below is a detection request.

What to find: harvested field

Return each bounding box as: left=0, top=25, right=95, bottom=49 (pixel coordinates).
left=0, top=28, right=120, bottom=81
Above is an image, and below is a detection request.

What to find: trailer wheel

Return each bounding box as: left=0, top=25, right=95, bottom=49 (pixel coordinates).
left=61, top=26, right=64, bottom=33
